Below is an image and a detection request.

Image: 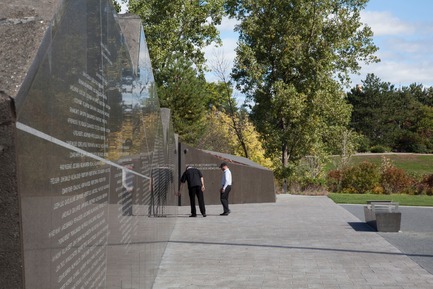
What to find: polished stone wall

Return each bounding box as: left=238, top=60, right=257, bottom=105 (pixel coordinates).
left=10, top=1, right=177, bottom=288
left=0, top=93, right=22, bottom=289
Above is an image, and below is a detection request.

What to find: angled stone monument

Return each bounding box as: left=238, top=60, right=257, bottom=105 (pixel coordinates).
left=0, top=92, right=21, bottom=289
left=0, top=1, right=177, bottom=289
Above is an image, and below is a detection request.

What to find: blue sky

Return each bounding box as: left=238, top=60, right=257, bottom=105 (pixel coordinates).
left=353, top=0, right=433, bottom=88
left=204, top=0, right=433, bottom=91
left=120, top=1, right=433, bottom=90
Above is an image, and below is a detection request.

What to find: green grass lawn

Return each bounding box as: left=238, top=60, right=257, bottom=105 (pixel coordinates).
left=325, top=153, right=433, bottom=177
left=328, top=193, right=433, bottom=207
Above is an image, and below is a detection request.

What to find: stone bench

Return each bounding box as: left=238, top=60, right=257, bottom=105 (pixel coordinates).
left=364, top=201, right=401, bottom=232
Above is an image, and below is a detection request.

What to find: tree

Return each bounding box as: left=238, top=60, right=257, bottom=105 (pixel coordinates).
left=157, top=59, right=208, bottom=145
left=415, top=105, right=433, bottom=152
left=232, top=110, right=273, bottom=168
left=112, top=0, right=121, bottom=13
left=196, top=106, right=234, bottom=154
left=226, top=0, right=379, bottom=180
left=348, top=74, right=398, bottom=148
left=408, top=83, right=433, bottom=107
left=129, top=0, right=224, bottom=77
left=196, top=106, right=273, bottom=169
left=347, top=74, right=433, bottom=153
left=209, top=50, right=250, bottom=158
left=129, top=0, right=225, bottom=142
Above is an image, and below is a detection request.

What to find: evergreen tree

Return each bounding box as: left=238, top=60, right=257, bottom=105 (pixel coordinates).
left=157, top=58, right=208, bottom=144
left=348, top=74, right=433, bottom=153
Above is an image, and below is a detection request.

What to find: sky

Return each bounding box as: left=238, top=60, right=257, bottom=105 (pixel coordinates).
left=121, top=1, right=433, bottom=93
left=204, top=0, right=433, bottom=91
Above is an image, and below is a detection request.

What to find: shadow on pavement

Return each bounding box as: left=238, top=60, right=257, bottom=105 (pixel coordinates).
left=169, top=240, right=433, bottom=258
left=348, top=221, right=375, bottom=232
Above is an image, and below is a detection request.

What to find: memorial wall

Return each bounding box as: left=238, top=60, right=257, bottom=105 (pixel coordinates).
left=179, top=144, right=276, bottom=206
left=12, top=1, right=177, bottom=288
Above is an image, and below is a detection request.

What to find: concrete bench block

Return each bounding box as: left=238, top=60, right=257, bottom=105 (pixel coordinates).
left=364, top=202, right=401, bottom=232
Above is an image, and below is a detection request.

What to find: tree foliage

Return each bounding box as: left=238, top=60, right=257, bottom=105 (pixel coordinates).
left=226, top=0, right=379, bottom=180
left=129, top=0, right=225, bottom=143
left=348, top=74, right=433, bottom=153
left=157, top=60, right=208, bottom=144
left=196, top=107, right=273, bottom=169
left=209, top=51, right=251, bottom=158
left=112, top=0, right=121, bottom=13
left=129, top=0, right=224, bottom=78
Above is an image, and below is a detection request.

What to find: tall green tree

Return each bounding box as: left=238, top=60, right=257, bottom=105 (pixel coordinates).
left=406, top=83, right=433, bottom=107
left=129, top=0, right=225, bottom=142
left=348, top=74, right=433, bottom=153
left=157, top=59, right=208, bottom=144
left=348, top=74, right=398, bottom=147
left=130, top=0, right=224, bottom=76
left=226, top=0, right=379, bottom=180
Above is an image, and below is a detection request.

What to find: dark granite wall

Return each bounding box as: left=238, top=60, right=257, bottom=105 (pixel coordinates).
left=0, top=93, right=22, bottom=289
left=1, top=1, right=177, bottom=288
left=1, top=2, right=275, bottom=289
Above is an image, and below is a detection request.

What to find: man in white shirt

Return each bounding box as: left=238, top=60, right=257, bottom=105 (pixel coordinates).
left=219, top=162, right=232, bottom=216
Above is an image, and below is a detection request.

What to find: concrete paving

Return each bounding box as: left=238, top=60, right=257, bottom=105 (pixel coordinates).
left=342, top=204, right=433, bottom=275
left=152, top=195, right=433, bottom=289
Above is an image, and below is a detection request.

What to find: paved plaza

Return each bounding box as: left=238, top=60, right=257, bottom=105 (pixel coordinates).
left=342, top=204, right=433, bottom=275
left=152, top=195, right=433, bottom=289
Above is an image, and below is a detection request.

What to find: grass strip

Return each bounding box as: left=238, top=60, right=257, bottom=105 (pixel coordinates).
left=328, top=193, right=433, bottom=207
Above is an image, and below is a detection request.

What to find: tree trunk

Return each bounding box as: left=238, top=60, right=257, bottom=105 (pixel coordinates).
left=282, top=143, right=288, bottom=168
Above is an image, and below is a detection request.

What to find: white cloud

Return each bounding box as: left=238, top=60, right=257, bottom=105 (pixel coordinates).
left=351, top=10, right=433, bottom=88
left=386, top=36, right=433, bottom=55
left=361, top=11, right=415, bottom=36
left=119, top=1, right=128, bottom=14
left=352, top=58, right=433, bottom=88
left=216, top=17, right=240, bottom=33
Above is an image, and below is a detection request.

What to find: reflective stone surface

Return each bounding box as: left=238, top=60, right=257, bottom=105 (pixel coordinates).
left=15, top=1, right=177, bottom=288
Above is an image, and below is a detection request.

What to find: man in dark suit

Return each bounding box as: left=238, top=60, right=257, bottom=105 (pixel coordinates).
left=178, top=165, right=206, bottom=217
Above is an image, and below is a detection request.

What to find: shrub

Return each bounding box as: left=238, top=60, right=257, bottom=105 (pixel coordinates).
left=395, top=132, right=428, bottom=153
left=416, top=174, right=433, bottom=195
left=381, top=166, right=414, bottom=194
left=299, top=177, right=327, bottom=195
left=357, top=135, right=370, bottom=153
left=372, top=185, right=384, bottom=194
left=340, top=162, right=380, bottom=194
left=326, top=169, right=342, bottom=192
left=370, top=145, right=389, bottom=153
left=288, top=175, right=327, bottom=195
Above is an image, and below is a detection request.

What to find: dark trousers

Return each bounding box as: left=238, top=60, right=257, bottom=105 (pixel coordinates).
left=220, top=185, right=231, bottom=213
left=188, top=186, right=206, bottom=216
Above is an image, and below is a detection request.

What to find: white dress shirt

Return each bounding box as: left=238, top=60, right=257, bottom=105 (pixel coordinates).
left=221, top=168, right=232, bottom=190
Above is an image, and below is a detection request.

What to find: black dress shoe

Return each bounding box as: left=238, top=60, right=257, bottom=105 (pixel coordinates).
left=202, top=214, right=207, bottom=217
left=189, top=215, right=197, bottom=217
left=220, top=213, right=229, bottom=216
